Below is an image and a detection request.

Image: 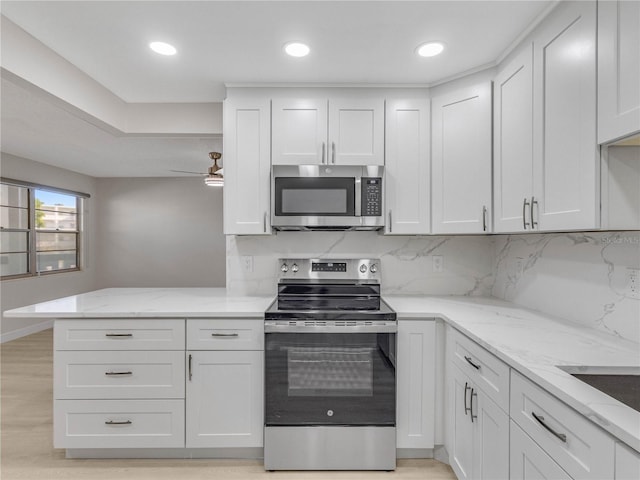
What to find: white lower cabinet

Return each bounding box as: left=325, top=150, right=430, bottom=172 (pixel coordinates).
left=185, top=350, right=264, bottom=448
left=185, top=319, right=264, bottom=449
left=396, top=320, right=435, bottom=449
left=54, top=399, right=185, bottom=449
left=511, top=419, right=571, bottom=480
left=449, top=363, right=509, bottom=480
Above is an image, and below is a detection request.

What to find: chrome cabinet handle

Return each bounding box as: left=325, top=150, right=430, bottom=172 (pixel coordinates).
left=464, top=356, right=481, bottom=370
left=321, top=142, right=326, bottom=164
left=188, top=354, right=193, bottom=381
left=464, top=382, right=472, bottom=416
left=523, top=198, right=530, bottom=230
left=105, top=371, right=133, bottom=376
left=388, top=210, right=392, bottom=233
left=211, top=333, right=239, bottom=337
left=105, top=420, right=132, bottom=425
left=482, top=206, right=488, bottom=232
left=331, top=142, right=336, bottom=164
left=470, top=388, right=478, bottom=422
left=263, top=212, right=267, bottom=233
left=532, top=412, right=567, bottom=442
left=105, top=333, right=132, bottom=338
left=531, top=197, right=538, bottom=229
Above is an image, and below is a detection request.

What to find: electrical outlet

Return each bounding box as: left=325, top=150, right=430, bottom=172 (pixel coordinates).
left=627, top=268, right=640, bottom=299
left=241, top=255, right=254, bottom=273
left=432, top=255, right=444, bottom=273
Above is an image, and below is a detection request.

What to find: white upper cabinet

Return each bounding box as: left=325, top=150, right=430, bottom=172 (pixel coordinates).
left=271, top=97, right=385, bottom=166
left=532, top=0, right=599, bottom=231
left=384, top=99, right=431, bottom=235
left=271, top=99, right=328, bottom=165
left=598, top=0, right=640, bottom=144
left=432, top=82, right=492, bottom=234
left=223, top=98, right=272, bottom=235
left=493, top=44, right=535, bottom=233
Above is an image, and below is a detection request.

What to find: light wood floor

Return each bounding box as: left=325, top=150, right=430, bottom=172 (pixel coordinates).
left=1, top=329, right=456, bottom=479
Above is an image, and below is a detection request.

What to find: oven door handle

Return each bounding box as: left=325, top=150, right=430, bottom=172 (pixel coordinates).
left=264, top=321, right=397, bottom=334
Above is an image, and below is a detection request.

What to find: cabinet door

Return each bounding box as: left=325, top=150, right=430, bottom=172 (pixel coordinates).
left=272, top=98, right=328, bottom=165
left=223, top=98, right=271, bottom=235
left=396, top=320, right=435, bottom=449
left=432, top=83, right=492, bottom=234
left=473, top=392, right=509, bottom=480
left=186, top=350, right=263, bottom=448
left=532, top=0, right=599, bottom=231
left=511, top=420, right=572, bottom=480
left=598, top=0, right=640, bottom=144
left=494, top=44, right=535, bottom=233
left=328, top=98, right=385, bottom=165
left=449, top=365, right=474, bottom=480
left=384, top=99, right=431, bottom=234
left=615, top=442, right=640, bottom=480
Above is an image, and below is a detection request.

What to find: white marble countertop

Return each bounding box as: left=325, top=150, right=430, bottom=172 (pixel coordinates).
left=385, top=295, right=640, bottom=453
left=2, top=288, right=274, bottom=318
left=4, top=288, right=639, bottom=452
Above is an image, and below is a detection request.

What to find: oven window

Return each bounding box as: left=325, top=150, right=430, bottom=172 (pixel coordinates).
left=287, top=346, right=374, bottom=397
left=274, top=177, right=355, bottom=216
left=265, top=332, right=396, bottom=426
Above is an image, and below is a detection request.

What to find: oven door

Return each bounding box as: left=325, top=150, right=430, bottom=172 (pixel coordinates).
left=265, top=329, right=396, bottom=427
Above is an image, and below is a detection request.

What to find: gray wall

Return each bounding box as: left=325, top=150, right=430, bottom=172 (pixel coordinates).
left=94, top=177, right=225, bottom=288
left=0, top=153, right=99, bottom=341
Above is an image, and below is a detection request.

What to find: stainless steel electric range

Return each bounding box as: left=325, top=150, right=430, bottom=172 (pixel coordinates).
left=263, top=258, right=397, bottom=471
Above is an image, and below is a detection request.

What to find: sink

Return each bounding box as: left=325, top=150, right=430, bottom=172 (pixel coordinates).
left=557, top=366, right=640, bottom=413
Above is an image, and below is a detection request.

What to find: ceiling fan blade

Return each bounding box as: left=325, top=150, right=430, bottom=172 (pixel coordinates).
left=170, top=169, right=207, bottom=175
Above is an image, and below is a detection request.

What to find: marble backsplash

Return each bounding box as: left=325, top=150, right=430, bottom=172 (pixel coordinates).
left=492, top=231, right=640, bottom=343
left=226, top=231, right=494, bottom=297
left=227, top=230, right=640, bottom=343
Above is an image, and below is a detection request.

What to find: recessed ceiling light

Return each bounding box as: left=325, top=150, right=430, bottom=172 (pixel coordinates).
left=416, top=42, right=444, bottom=58
left=149, top=41, right=177, bottom=56
left=284, top=42, right=310, bottom=57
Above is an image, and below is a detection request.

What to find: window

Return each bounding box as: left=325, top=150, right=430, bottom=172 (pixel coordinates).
left=0, top=179, right=87, bottom=279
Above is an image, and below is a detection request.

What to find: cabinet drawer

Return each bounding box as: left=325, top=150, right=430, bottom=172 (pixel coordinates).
left=511, top=370, right=615, bottom=480
left=54, top=399, right=185, bottom=448
left=54, top=351, right=185, bottom=399
left=187, top=319, right=263, bottom=350
left=511, top=420, right=572, bottom=479
left=54, top=319, right=185, bottom=351
left=449, top=327, right=510, bottom=411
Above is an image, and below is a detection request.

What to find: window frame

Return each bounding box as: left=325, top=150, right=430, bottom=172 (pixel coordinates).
left=0, top=178, right=89, bottom=280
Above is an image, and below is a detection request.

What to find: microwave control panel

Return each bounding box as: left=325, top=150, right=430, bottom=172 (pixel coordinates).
left=362, top=177, right=382, bottom=216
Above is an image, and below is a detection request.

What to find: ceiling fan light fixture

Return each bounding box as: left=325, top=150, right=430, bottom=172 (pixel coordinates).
left=204, top=175, right=224, bottom=187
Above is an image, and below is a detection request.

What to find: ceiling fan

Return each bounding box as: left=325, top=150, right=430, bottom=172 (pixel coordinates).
left=171, top=152, right=224, bottom=186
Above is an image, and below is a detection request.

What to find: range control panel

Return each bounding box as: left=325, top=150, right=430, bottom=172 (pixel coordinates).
left=361, top=177, right=382, bottom=217
left=278, top=258, right=381, bottom=280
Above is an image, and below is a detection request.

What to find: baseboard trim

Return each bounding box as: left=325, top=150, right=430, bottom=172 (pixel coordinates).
left=396, top=448, right=433, bottom=459
left=1, top=320, right=53, bottom=343
left=65, top=447, right=264, bottom=459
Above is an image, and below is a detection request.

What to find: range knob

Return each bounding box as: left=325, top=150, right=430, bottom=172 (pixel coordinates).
left=370, top=263, right=378, bottom=273
left=359, top=264, right=368, bottom=273
left=281, top=263, right=289, bottom=273
left=291, top=263, right=299, bottom=273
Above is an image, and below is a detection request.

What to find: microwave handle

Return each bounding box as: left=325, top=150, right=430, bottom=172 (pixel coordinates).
left=355, top=177, right=362, bottom=216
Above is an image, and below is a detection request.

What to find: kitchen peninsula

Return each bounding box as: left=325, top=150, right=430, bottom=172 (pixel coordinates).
left=5, top=287, right=639, bottom=477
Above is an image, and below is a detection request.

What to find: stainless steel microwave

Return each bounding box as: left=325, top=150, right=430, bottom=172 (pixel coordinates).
left=271, top=165, right=384, bottom=231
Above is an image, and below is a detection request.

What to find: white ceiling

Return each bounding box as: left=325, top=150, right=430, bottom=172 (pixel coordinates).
left=0, top=0, right=553, bottom=177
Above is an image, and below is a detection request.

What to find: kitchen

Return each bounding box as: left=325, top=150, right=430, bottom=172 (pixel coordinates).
left=1, top=1, right=639, bottom=479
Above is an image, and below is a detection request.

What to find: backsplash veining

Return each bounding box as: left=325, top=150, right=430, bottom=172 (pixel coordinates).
left=492, top=231, right=640, bottom=343
left=227, top=230, right=639, bottom=343
left=226, top=232, right=494, bottom=297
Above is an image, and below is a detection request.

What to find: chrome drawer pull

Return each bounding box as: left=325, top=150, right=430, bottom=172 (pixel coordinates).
left=105, top=333, right=133, bottom=338
left=105, top=420, right=132, bottom=425
left=105, top=371, right=133, bottom=376
left=532, top=412, right=567, bottom=443
left=464, top=356, right=481, bottom=370
left=211, top=333, right=239, bottom=337
left=464, top=382, right=472, bottom=416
